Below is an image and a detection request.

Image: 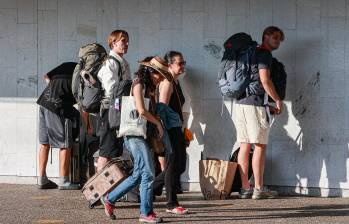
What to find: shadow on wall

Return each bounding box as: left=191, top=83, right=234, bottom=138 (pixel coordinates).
left=292, top=72, right=348, bottom=196
left=272, top=72, right=349, bottom=196
left=185, top=65, right=236, bottom=161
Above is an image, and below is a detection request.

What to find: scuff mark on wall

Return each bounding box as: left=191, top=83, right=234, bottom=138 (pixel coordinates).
left=293, top=72, right=320, bottom=118
left=77, top=24, right=97, bottom=37
left=17, top=75, right=38, bottom=88
left=203, top=41, right=222, bottom=59
left=293, top=72, right=320, bottom=149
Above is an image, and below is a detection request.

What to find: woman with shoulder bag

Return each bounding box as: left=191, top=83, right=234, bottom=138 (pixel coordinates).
left=152, top=51, right=188, bottom=215
left=100, top=56, right=171, bottom=223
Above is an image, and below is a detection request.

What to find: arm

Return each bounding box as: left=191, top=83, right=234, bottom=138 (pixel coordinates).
left=97, top=59, right=120, bottom=98
left=259, top=68, right=283, bottom=114
left=158, top=79, right=173, bottom=105
left=133, top=83, right=164, bottom=138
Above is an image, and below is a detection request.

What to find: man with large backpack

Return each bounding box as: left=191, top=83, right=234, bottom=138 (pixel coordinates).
left=96, top=30, right=131, bottom=171
left=219, top=26, right=285, bottom=199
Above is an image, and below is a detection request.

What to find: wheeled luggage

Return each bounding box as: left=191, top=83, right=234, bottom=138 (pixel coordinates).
left=81, top=158, right=132, bottom=208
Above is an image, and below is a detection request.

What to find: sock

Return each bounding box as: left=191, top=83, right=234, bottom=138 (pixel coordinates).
left=59, top=176, right=70, bottom=186
left=38, top=176, right=49, bottom=185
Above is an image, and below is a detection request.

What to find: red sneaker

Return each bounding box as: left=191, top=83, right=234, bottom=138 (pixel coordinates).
left=100, top=195, right=116, bottom=220
left=139, top=212, right=163, bottom=223
left=166, top=206, right=188, bottom=215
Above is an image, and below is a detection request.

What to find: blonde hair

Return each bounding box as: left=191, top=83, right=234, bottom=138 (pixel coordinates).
left=108, top=30, right=129, bottom=49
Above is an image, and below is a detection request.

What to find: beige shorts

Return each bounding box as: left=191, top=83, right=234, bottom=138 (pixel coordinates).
left=232, top=103, right=270, bottom=144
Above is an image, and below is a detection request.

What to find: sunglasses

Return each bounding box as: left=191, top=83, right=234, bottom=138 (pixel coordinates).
left=173, top=61, right=186, bottom=66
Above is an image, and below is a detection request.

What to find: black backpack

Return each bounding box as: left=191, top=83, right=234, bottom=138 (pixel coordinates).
left=108, top=77, right=132, bottom=130
left=218, top=33, right=259, bottom=98
left=269, top=57, right=287, bottom=102
left=229, top=147, right=253, bottom=192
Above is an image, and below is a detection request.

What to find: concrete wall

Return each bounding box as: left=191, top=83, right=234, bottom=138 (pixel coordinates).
left=0, top=0, right=348, bottom=196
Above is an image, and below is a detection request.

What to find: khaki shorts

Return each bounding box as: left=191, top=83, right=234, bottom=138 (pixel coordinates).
left=232, top=104, right=270, bottom=144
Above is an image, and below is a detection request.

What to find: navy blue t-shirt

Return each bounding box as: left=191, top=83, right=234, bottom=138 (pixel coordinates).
left=236, top=48, right=272, bottom=106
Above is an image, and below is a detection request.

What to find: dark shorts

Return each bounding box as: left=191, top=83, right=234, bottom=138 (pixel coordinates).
left=39, top=106, right=73, bottom=148
left=97, top=109, right=122, bottom=158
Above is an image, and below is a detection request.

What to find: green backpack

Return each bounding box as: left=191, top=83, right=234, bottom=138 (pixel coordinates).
left=72, top=43, right=108, bottom=113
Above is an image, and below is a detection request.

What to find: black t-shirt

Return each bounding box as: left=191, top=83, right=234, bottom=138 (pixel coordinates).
left=169, top=81, right=185, bottom=122
left=236, top=48, right=272, bottom=106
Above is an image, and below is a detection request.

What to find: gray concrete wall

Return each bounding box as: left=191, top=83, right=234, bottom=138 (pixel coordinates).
left=0, top=0, right=348, bottom=196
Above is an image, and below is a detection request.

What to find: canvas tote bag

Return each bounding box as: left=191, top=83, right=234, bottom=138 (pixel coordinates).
left=199, top=159, right=237, bottom=200
left=118, top=86, right=150, bottom=138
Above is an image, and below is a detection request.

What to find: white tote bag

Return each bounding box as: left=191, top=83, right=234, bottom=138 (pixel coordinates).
left=118, top=89, right=150, bottom=138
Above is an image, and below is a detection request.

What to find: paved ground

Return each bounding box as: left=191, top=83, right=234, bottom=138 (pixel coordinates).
left=0, top=184, right=349, bottom=224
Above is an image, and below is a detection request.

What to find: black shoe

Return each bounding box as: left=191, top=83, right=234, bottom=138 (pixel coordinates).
left=38, top=179, right=58, bottom=189
left=176, top=187, right=183, bottom=194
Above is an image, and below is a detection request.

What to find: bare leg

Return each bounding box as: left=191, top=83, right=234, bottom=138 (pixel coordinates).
left=238, top=142, right=252, bottom=189
left=58, top=148, right=80, bottom=190
left=39, top=144, right=50, bottom=177
left=252, top=143, right=267, bottom=189
left=158, top=156, right=166, bottom=171
left=59, top=148, right=71, bottom=177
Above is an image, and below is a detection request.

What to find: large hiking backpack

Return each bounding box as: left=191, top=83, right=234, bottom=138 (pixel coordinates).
left=269, top=57, right=287, bottom=102
left=72, top=43, right=108, bottom=113
left=218, top=33, right=258, bottom=99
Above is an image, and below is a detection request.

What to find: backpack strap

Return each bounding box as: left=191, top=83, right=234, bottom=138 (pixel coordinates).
left=107, top=55, right=123, bottom=82
left=172, top=80, right=184, bottom=121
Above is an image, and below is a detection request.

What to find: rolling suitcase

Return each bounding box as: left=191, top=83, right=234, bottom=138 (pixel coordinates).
left=82, top=158, right=132, bottom=208
left=70, top=141, right=80, bottom=184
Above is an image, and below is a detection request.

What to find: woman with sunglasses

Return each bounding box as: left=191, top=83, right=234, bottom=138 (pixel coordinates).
left=152, top=51, right=188, bottom=215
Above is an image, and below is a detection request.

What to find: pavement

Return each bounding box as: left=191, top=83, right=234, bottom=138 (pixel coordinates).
left=0, top=184, right=349, bottom=224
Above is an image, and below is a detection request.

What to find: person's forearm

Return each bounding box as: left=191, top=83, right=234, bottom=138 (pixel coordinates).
left=140, top=110, right=161, bottom=127
left=261, top=79, right=281, bottom=103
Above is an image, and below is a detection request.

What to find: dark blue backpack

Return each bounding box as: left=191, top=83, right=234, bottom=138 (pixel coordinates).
left=269, top=57, right=287, bottom=102
left=218, top=33, right=257, bottom=99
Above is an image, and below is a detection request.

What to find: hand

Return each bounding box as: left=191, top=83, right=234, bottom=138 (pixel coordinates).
left=269, top=106, right=277, bottom=115
left=185, top=139, right=190, bottom=147
left=156, top=123, right=164, bottom=139
left=275, top=100, right=283, bottom=115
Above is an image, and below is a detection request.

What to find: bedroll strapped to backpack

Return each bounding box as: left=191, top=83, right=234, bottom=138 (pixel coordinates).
left=72, top=43, right=108, bottom=113
left=218, top=33, right=258, bottom=99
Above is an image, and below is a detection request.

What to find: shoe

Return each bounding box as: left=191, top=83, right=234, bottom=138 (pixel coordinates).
left=166, top=206, right=188, bottom=215
left=252, top=187, right=278, bottom=200
left=58, top=182, right=80, bottom=190
left=239, top=188, right=253, bottom=199
left=139, top=212, right=163, bottom=223
left=100, top=195, right=116, bottom=220
left=38, top=179, right=57, bottom=189
left=176, top=187, right=183, bottom=194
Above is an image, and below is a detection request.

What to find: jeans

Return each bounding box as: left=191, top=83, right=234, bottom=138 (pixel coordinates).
left=108, top=136, right=155, bottom=216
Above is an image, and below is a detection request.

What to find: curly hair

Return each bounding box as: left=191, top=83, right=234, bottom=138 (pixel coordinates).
left=134, top=56, right=158, bottom=92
